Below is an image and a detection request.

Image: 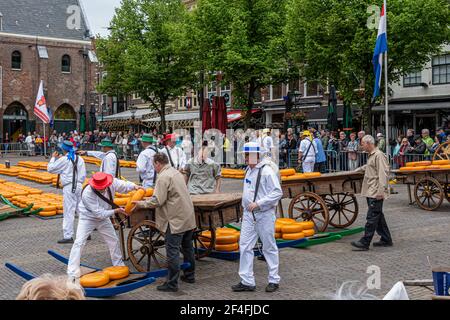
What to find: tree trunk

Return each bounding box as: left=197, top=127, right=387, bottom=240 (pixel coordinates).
left=360, top=98, right=375, bottom=134
left=160, top=99, right=167, bottom=133
left=245, top=80, right=256, bottom=130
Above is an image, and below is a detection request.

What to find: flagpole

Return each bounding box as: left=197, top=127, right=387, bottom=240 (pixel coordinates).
left=384, top=0, right=391, bottom=195
left=43, top=120, right=47, bottom=157
left=384, top=0, right=389, bottom=158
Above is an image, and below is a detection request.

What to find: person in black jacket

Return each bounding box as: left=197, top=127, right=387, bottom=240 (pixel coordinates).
left=406, top=129, right=415, bottom=148
left=286, top=131, right=297, bottom=167
left=407, top=136, right=426, bottom=162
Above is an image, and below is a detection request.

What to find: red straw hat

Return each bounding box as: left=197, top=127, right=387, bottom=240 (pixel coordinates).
left=89, top=172, right=113, bottom=190
left=164, top=133, right=176, bottom=141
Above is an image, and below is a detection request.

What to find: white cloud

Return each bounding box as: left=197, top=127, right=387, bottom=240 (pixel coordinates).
left=79, top=0, right=122, bottom=37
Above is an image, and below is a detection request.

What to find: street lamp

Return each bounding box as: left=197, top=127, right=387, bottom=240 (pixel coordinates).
left=129, top=104, right=137, bottom=133
left=284, top=90, right=303, bottom=133
left=96, top=103, right=110, bottom=131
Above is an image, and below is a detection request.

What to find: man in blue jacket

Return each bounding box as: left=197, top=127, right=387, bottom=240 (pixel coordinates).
left=313, top=131, right=327, bottom=173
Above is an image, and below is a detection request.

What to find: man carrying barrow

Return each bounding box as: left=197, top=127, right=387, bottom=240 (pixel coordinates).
left=67, top=172, right=143, bottom=282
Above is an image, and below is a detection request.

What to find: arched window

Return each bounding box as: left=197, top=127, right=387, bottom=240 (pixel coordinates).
left=11, top=51, right=22, bottom=70
left=61, top=54, right=71, bottom=73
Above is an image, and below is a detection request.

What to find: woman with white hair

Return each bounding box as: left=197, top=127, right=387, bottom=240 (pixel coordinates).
left=16, top=274, right=85, bottom=300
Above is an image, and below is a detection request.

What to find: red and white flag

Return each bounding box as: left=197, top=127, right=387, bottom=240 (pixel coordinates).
left=34, top=80, right=50, bottom=123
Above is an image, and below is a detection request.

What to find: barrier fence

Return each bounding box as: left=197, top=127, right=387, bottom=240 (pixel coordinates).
left=0, top=142, right=434, bottom=172
left=280, top=150, right=431, bottom=172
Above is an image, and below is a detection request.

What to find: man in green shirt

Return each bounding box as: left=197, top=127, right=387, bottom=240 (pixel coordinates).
left=421, top=129, right=434, bottom=156
left=184, top=143, right=222, bottom=195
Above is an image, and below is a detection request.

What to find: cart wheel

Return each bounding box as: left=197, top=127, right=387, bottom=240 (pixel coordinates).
left=127, top=220, right=168, bottom=272
left=192, top=227, right=216, bottom=260
left=414, top=177, right=444, bottom=211
left=288, top=192, right=329, bottom=232
left=444, top=184, right=450, bottom=203
left=433, top=141, right=450, bottom=161
left=323, top=193, right=359, bottom=228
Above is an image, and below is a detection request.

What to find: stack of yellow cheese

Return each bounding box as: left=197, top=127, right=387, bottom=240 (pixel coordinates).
left=114, top=188, right=154, bottom=208
left=18, top=171, right=58, bottom=185
left=119, top=160, right=137, bottom=168
left=199, top=228, right=240, bottom=252
left=221, top=168, right=246, bottom=179
left=0, top=164, right=36, bottom=177
left=274, top=218, right=315, bottom=240
left=400, top=160, right=450, bottom=171
left=281, top=172, right=322, bottom=182
left=80, top=266, right=130, bottom=288
left=17, top=161, right=48, bottom=170
left=81, top=156, right=102, bottom=166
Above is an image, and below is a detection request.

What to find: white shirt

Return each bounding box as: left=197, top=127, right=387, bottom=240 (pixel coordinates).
left=87, top=150, right=120, bottom=177
left=136, top=146, right=158, bottom=187
left=242, top=161, right=282, bottom=215
left=79, top=179, right=136, bottom=221
left=161, top=146, right=187, bottom=170
left=262, top=135, right=274, bottom=153
left=300, top=139, right=317, bottom=162
left=25, top=136, right=33, bottom=144
left=47, top=155, right=86, bottom=188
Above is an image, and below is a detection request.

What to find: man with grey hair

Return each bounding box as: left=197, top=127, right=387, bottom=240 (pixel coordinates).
left=421, top=129, right=434, bottom=156
left=351, top=135, right=392, bottom=250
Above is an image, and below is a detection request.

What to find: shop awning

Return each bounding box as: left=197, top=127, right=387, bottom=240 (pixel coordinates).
left=100, top=108, right=154, bottom=121
left=228, top=109, right=261, bottom=123
left=143, top=111, right=200, bottom=129
left=372, top=101, right=450, bottom=112
left=143, top=111, right=199, bottom=123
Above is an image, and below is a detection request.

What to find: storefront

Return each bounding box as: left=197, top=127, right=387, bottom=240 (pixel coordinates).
left=372, top=99, right=450, bottom=139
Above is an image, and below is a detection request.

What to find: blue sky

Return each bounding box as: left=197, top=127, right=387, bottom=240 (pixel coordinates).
left=80, top=0, right=122, bottom=37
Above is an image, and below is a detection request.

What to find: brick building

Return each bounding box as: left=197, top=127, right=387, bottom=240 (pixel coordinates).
left=0, top=0, right=98, bottom=141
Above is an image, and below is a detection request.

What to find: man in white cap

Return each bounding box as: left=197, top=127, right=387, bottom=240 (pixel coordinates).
left=261, top=128, right=274, bottom=157
left=48, top=141, right=87, bottom=244
left=232, top=142, right=283, bottom=293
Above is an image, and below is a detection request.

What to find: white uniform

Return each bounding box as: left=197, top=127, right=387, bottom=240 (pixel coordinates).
left=299, top=139, right=317, bottom=173
left=87, top=150, right=120, bottom=177
left=161, top=146, right=187, bottom=170
left=136, top=146, right=158, bottom=188
left=239, top=162, right=283, bottom=287
left=67, top=178, right=136, bottom=279
left=48, top=155, right=87, bottom=239
left=261, top=135, right=274, bottom=158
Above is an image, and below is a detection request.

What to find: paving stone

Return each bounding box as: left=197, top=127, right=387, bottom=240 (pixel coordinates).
left=0, top=155, right=447, bottom=300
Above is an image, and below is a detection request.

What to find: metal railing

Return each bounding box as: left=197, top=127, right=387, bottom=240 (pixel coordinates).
left=0, top=143, right=33, bottom=156
left=281, top=149, right=431, bottom=172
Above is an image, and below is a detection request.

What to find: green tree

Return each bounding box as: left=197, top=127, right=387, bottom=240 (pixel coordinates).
left=191, top=0, right=298, bottom=129
left=96, top=0, right=196, bottom=133
left=285, top=0, right=450, bottom=132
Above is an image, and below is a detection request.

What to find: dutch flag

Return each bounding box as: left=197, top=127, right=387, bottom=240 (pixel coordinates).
left=372, top=1, right=388, bottom=99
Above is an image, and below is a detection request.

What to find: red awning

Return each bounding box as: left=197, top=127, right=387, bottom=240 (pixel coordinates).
left=227, top=109, right=261, bottom=123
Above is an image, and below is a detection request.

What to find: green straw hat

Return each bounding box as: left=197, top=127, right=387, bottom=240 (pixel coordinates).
left=98, top=138, right=114, bottom=148
left=142, top=134, right=157, bottom=144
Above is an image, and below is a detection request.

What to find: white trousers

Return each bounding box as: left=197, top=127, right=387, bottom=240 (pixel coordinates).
left=62, top=184, right=81, bottom=239
left=67, top=217, right=125, bottom=278
left=238, top=211, right=280, bottom=286
left=302, top=161, right=315, bottom=173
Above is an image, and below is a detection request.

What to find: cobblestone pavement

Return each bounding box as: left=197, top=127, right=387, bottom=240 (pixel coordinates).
left=0, top=155, right=448, bottom=300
